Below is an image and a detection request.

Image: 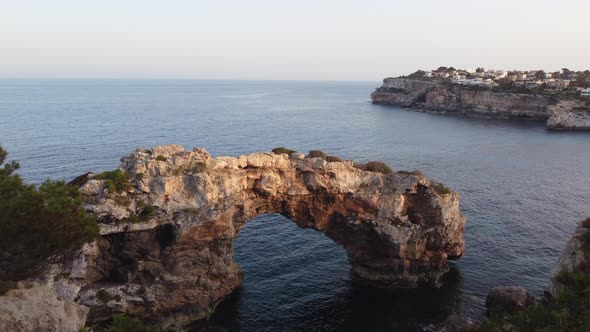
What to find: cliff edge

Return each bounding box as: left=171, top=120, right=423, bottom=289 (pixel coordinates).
left=371, top=78, right=590, bottom=130
left=44, top=145, right=466, bottom=328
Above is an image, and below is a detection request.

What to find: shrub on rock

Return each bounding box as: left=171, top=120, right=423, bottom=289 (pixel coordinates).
left=0, top=145, right=99, bottom=281
left=272, top=147, right=296, bottom=155
left=308, top=150, right=327, bottom=159
left=356, top=161, right=393, bottom=174
left=325, top=155, right=343, bottom=162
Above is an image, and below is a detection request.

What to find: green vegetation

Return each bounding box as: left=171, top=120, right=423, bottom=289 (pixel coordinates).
left=325, top=155, right=342, bottom=162
left=397, top=170, right=424, bottom=176
left=140, top=204, right=156, bottom=219
left=144, top=149, right=153, bottom=155
left=156, top=155, right=167, bottom=162
left=479, top=218, right=590, bottom=331
left=126, top=201, right=156, bottom=223
left=0, top=280, right=17, bottom=295
left=96, top=289, right=112, bottom=303
left=101, top=314, right=160, bottom=332
left=356, top=161, right=393, bottom=174
left=306, top=150, right=344, bottom=162
left=308, top=150, right=327, bottom=159
left=365, top=161, right=393, bottom=174
left=431, top=182, right=451, bottom=195
left=94, top=169, right=132, bottom=193
left=272, top=147, right=296, bottom=155
left=0, top=145, right=99, bottom=281
left=113, top=195, right=132, bottom=206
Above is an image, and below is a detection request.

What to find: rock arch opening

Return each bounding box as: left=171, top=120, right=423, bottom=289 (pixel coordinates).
left=72, top=145, right=466, bottom=327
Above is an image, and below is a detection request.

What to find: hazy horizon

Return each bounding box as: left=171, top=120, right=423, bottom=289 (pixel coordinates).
left=2, top=0, right=589, bottom=81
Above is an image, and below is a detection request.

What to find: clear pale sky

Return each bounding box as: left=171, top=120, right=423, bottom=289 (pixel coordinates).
left=1, top=0, right=589, bottom=81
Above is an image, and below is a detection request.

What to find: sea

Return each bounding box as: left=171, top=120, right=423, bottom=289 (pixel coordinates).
left=1, top=79, right=590, bottom=331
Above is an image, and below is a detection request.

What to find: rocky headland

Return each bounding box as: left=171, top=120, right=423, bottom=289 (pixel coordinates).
left=371, top=78, right=590, bottom=130
left=0, top=145, right=466, bottom=330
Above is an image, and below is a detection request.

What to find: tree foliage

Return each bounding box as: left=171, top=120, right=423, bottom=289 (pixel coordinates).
left=534, top=70, right=546, bottom=80
left=101, top=314, right=161, bottom=332
left=272, top=147, right=296, bottom=155
left=0, top=145, right=99, bottom=280
left=407, top=70, right=426, bottom=78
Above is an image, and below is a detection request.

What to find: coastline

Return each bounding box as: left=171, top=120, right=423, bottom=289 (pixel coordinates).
left=371, top=78, right=590, bottom=130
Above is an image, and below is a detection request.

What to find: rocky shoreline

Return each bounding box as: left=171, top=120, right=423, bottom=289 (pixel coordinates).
left=0, top=145, right=587, bottom=331
left=371, top=78, right=590, bottom=130
left=0, top=145, right=467, bottom=331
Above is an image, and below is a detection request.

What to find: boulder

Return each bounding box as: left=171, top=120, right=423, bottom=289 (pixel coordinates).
left=0, top=283, right=88, bottom=332
left=486, top=286, right=534, bottom=314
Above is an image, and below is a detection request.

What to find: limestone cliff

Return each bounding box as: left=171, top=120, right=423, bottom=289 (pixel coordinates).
left=0, top=283, right=88, bottom=332
left=547, top=100, right=590, bottom=130
left=46, top=145, right=466, bottom=328
left=372, top=78, right=590, bottom=130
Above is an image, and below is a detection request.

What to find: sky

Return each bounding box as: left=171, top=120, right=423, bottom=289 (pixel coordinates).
left=1, top=0, right=589, bottom=81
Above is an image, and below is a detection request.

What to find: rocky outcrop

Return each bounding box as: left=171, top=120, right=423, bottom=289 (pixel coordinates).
left=51, top=145, right=466, bottom=328
left=547, top=100, right=590, bottom=130
left=485, top=286, right=535, bottom=314
left=0, top=283, right=88, bottom=332
left=548, top=222, right=589, bottom=295
left=372, top=78, right=590, bottom=130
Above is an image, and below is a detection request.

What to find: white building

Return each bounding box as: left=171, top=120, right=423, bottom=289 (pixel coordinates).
left=494, top=70, right=507, bottom=78
left=547, top=80, right=570, bottom=90
left=525, top=80, right=543, bottom=89
left=452, top=77, right=495, bottom=87
left=582, top=88, right=590, bottom=97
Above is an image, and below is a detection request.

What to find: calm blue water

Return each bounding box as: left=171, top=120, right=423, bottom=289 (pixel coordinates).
left=2, top=79, right=590, bottom=331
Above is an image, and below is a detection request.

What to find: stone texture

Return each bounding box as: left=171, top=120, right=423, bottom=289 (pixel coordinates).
left=371, top=78, right=590, bottom=130
left=486, top=286, right=535, bottom=314
left=0, top=283, right=89, bottom=332
left=66, top=145, right=466, bottom=328
left=549, top=223, right=589, bottom=295
left=547, top=100, right=590, bottom=130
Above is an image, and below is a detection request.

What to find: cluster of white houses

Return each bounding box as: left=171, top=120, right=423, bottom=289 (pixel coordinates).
left=420, top=68, right=590, bottom=96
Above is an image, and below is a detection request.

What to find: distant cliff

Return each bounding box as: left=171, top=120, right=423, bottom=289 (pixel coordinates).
left=371, top=78, right=590, bottom=130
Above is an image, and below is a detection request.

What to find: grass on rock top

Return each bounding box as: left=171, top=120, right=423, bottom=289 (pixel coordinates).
left=94, top=169, right=131, bottom=193
left=272, top=147, right=296, bottom=155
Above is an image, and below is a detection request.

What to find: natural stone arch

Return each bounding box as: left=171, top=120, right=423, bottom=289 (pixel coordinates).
left=68, top=145, right=465, bottom=328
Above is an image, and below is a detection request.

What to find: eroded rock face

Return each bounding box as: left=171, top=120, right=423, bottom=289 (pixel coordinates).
left=0, top=283, right=89, bottom=332
left=65, top=145, right=466, bottom=327
left=547, top=100, right=590, bottom=130
left=372, top=78, right=590, bottom=130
